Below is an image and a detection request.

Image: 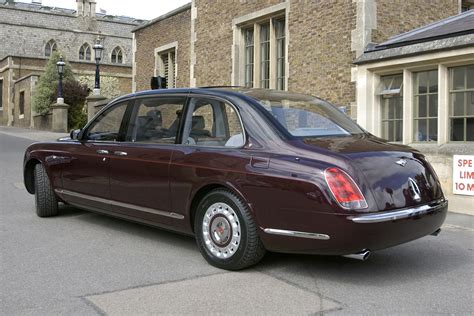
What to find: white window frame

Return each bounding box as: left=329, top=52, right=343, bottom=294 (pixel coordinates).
left=232, top=2, right=289, bottom=90
left=356, top=48, right=474, bottom=145
left=413, top=69, right=439, bottom=142
left=448, top=64, right=474, bottom=142
left=154, top=42, right=178, bottom=89
left=378, top=74, right=404, bottom=142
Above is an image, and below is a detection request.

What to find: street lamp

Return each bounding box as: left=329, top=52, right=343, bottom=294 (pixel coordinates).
left=56, top=55, right=65, bottom=104
left=93, top=36, right=104, bottom=95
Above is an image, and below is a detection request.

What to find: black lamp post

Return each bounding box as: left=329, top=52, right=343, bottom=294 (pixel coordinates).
left=56, top=56, right=65, bottom=102
left=93, top=36, right=104, bottom=94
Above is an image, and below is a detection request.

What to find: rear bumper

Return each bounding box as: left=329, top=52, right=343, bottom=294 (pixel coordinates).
left=349, top=199, right=448, bottom=223
left=260, top=199, right=448, bottom=255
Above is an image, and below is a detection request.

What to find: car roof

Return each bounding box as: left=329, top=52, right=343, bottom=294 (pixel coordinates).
left=112, top=87, right=328, bottom=108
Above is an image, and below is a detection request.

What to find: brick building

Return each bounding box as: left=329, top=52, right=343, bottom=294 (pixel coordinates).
left=0, top=0, right=144, bottom=127
left=132, top=0, right=464, bottom=114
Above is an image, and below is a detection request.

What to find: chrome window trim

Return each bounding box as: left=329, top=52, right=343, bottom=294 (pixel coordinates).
left=181, top=94, right=247, bottom=149
left=55, top=189, right=184, bottom=220
left=127, top=94, right=188, bottom=144
left=264, top=228, right=330, bottom=240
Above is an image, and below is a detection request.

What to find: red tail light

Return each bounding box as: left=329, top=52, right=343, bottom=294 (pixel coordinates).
left=324, top=167, right=368, bottom=210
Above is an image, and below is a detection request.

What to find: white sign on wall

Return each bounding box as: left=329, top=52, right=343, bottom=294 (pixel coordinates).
left=453, top=155, right=474, bottom=196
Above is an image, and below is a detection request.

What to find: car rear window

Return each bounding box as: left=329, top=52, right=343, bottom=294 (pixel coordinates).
left=244, top=90, right=365, bottom=138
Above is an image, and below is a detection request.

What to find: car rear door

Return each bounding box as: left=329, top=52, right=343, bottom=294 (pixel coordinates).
left=60, top=100, right=130, bottom=211
left=169, top=96, right=249, bottom=232
left=108, top=95, right=187, bottom=226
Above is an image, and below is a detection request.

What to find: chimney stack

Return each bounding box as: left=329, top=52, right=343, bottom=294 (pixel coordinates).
left=76, top=0, right=96, bottom=18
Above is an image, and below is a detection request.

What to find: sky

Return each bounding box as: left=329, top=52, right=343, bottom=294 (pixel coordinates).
left=39, top=0, right=191, bottom=20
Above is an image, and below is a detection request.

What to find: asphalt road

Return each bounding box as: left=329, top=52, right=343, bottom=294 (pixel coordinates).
left=1, top=132, right=473, bottom=315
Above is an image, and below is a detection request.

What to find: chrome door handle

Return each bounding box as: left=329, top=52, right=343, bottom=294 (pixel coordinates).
left=114, top=151, right=128, bottom=156
left=96, top=150, right=109, bottom=155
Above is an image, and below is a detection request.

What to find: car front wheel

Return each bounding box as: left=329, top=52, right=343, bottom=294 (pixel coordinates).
left=34, top=163, right=58, bottom=217
left=194, top=189, right=265, bottom=270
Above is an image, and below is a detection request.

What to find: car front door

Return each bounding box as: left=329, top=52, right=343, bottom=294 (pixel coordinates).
left=108, top=95, right=187, bottom=226
left=60, top=100, right=130, bottom=211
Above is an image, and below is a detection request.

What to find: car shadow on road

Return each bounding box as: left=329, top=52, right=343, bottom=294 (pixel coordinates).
left=57, top=204, right=470, bottom=287
left=257, top=235, right=470, bottom=287
left=58, top=204, right=197, bottom=250
left=58, top=204, right=88, bottom=217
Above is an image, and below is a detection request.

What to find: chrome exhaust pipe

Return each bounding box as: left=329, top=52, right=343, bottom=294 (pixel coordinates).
left=430, top=228, right=441, bottom=236
left=343, top=249, right=371, bottom=261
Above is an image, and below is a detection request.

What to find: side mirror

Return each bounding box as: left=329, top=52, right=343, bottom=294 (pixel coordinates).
left=70, top=129, right=81, bottom=140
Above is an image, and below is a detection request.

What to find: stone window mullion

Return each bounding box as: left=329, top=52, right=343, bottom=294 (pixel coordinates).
left=269, top=17, right=276, bottom=89
left=253, top=24, right=261, bottom=89
left=402, top=69, right=413, bottom=145
left=259, top=22, right=270, bottom=89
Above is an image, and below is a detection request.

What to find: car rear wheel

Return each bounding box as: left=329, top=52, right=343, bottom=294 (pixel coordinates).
left=34, top=163, right=58, bottom=217
left=194, top=189, right=265, bottom=270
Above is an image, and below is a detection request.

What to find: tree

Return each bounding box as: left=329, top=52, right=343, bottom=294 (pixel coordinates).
left=33, top=51, right=75, bottom=115
left=57, top=81, right=89, bottom=130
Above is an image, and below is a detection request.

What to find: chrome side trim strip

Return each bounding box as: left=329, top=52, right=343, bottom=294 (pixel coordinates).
left=55, top=189, right=184, bottom=220
left=350, top=200, right=447, bottom=224
left=264, top=228, right=330, bottom=240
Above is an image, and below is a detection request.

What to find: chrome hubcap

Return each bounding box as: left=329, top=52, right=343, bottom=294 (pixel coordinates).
left=202, top=202, right=241, bottom=259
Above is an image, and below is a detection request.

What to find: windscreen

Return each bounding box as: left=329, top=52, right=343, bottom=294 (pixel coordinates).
left=245, top=90, right=365, bottom=137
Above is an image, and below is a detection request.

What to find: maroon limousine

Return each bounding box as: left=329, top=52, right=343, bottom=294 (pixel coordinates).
left=23, top=88, right=448, bottom=270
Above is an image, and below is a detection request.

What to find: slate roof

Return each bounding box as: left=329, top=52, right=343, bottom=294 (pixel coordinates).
left=355, top=10, right=474, bottom=64
left=0, top=0, right=145, bottom=24
left=132, top=2, right=191, bottom=32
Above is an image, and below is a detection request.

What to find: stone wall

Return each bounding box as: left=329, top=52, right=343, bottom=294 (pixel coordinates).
left=372, top=0, right=460, bottom=44
left=193, top=0, right=283, bottom=87
left=134, top=7, right=191, bottom=91
left=0, top=66, right=8, bottom=125
left=0, top=4, right=137, bottom=65
left=0, top=55, right=132, bottom=127
left=12, top=75, right=37, bottom=128
left=33, top=113, right=52, bottom=131
left=287, top=1, right=357, bottom=107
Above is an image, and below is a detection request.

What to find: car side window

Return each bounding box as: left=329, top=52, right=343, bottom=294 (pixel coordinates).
left=182, top=98, right=245, bottom=147
left=85, top=102, right=128, bottom=141
left=127, top=97, right=186, bottom=144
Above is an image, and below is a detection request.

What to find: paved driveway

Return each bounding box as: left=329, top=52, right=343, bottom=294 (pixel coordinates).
left=1, top=131, right=473, bottom=315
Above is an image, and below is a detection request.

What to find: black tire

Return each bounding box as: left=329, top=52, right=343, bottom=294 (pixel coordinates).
left=34, top=163, right=58, bottom=217
left=194, top=189, right=265, bottom=270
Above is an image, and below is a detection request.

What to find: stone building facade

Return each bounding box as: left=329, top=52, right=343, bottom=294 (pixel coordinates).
left=133, top=4, right=191, bottom=92
left=354, top=10, right=474, bottom=206
left=0, top=0, right=144, bottom=126
left=133, top=0, right=461, bottom=115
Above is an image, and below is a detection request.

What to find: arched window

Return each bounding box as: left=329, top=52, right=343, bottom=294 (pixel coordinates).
left=44, top=40, right=57, bottom=57
left=111, top=47, right=123, bottom=64
left=79, top=43, right=92, bottom=61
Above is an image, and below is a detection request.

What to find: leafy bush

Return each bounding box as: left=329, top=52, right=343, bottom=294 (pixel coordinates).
left=58, top=81, right=89, bottom=130
left=33, top=51, right=75, bottom=115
